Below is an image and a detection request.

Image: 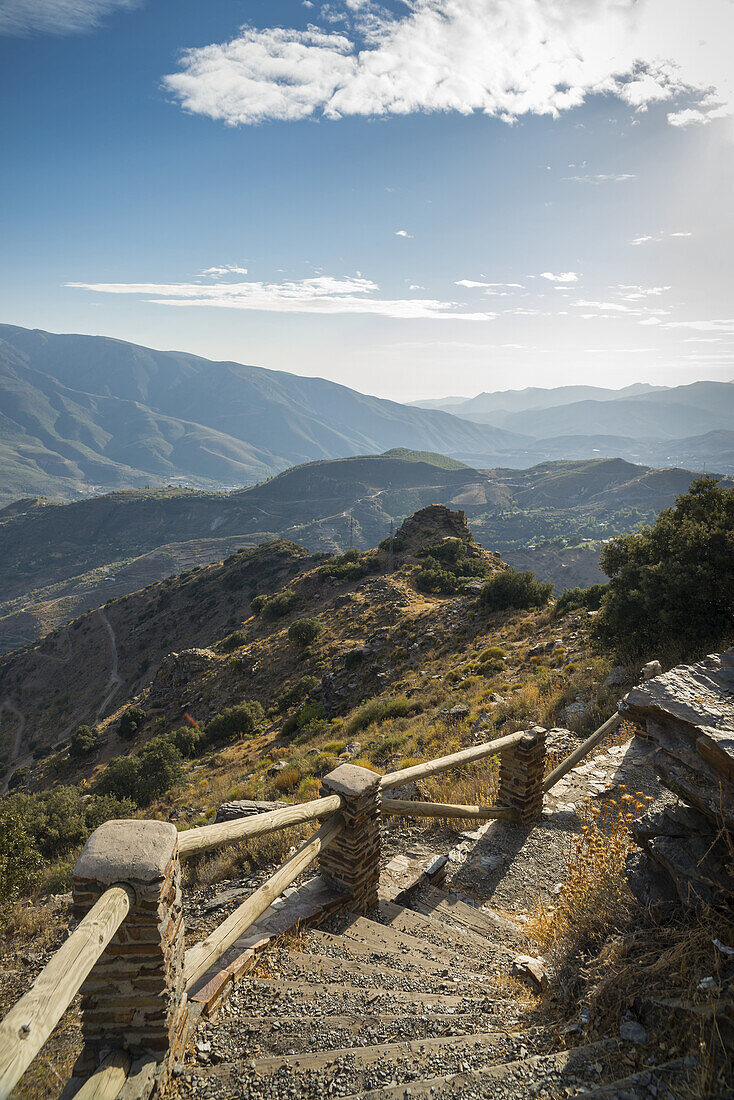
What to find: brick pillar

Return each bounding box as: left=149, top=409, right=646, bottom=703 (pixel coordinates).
left=72, top=820, right=187, bottom=1073
left=498, top=726, right=546, bottom=824
left=319, top=764, right=381, bottom=914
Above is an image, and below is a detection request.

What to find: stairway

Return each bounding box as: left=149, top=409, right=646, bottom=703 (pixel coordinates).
left=175, top=884, right=688, bottom=1100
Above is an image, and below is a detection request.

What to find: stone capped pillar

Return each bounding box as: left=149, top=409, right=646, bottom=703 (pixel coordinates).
left=72, top=819, right=187, bottom=1070
left=320, top=764, right=381, bottom=913
left=498, top=726, right=546, bottom=824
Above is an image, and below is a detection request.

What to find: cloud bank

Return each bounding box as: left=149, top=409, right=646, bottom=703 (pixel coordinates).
left=66, top=273, right=497, bottom=320
left=163, top=0, right=734, bottom=129
left=0, top=0, right=139, bottom=35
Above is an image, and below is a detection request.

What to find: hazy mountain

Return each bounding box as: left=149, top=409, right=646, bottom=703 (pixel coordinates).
left=498, top=383, right=734, bottom=438
left=411, top=383, right=667, bottom=423
left=0, top=325, right=523, bottom=504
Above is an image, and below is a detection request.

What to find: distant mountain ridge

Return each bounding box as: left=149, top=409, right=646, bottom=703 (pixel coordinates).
left=0, top=324, right=522, bottom=505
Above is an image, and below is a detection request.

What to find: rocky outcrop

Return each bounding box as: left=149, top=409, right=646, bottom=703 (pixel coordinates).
left=149, top=648, right=218, bottom=708
left=621, top=647, right=734, bottom=909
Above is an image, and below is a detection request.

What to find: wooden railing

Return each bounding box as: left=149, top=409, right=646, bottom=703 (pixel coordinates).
left=0, top=713, right=623, bottom=1099
left=0, top=886, right=132, bottom=1099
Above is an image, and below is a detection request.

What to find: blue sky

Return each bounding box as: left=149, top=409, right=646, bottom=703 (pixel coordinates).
left=1, top=0, right=733, bottom=400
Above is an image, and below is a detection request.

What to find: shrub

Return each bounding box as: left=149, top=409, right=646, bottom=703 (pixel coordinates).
left=288, top=618, right=323, bottom=648
left=0, top=800, right=42, bottom=904
left=592, top=476, right=734, bottom=661
left=135, top=737, right=184, bottom=805
left=220, top=629, right=247, bottom=652
left=282, top=700, right=324, bottom=736
left=262, top=590, right=297, bottom=620
left=171, top=724, right=204, bottom=758
left=118, top=705, right=146, bottom=741
left=480, top=569, right=553, bottom=612
left=250, top=594, right=268, bottom=614
left=345, top=695, right=416, bottom=736
left=97, top=756, right=141, bottom=802
left=555, top=583, right=607, bottom=616
left=70, top=724, right=96, bottom=759
left=316, top=550, right=381, bottom=582
left=415, top=540, right=490, bottom=595
left=277, top=676, right=318, bottom=713
left=270, top=765, right=301, bottom=793
left=204, top=701, right=264, bottom=746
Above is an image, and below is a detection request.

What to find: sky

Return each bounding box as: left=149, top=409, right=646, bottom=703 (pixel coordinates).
left=1, top=0, right=733, bottom=402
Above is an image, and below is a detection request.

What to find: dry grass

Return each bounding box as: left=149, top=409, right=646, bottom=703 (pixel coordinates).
left=531, top=790, right=651, bottom=980
left=182, top=823, right=314, bottom=887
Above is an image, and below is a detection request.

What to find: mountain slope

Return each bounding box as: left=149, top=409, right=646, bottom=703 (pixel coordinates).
left=0, top=325, right=524, bottom=503
left=412, top=383, right=667, bottom=422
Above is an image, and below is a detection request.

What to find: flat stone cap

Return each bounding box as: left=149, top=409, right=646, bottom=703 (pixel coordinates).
left=74, top=819, right=178, bottom=886
left=322, top=763, right=381, bottom=797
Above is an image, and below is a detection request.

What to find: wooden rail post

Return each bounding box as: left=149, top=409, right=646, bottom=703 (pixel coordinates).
left=72, top=820, right=187, bottom=1078
left=319, top=765, right=381, bottom=914
left=498, top=726, right=546, bottom=824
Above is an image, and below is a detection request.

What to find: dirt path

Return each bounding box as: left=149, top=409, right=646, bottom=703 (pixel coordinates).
left=95, top=608, right=123, bottom=719
left=1, top=699, right=27, bottom=794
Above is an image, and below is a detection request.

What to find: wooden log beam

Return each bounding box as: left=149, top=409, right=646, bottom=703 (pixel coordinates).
left=382, top=798, right=518, bottom=821
left=183, top=813, right=344, bottom=989
left=543, top=711, right=623, bottom=793
left=65, top=1050, right=131, bottom=1100
left=177, top=795, right=343, bottom=859
left=380, top=730, right=527, bottom=791
left=0, top=886, right=132, bottom=1100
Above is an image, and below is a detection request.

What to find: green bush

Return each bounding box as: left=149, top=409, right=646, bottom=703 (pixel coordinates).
left=317, top=549, right=381, bottom=582
left=250, top=594, right=268, bottom=614
left=0, top=800, right=42, bottom=905
left=70, top=724, right=97, bottom=759
left=415, top=540, right=490, bottom=594
left=262, top=590, right=298, bottom=620
left=555, top=583, right=607, bottom=616
left=170, top=724, right=204, bottom=758
left=220, top=629, right=247, bottom=652
left=204, top=701, right=265, bottom=746
left=592, top=476, right=734, bottom=661
left=288, top=618, right=323, bottom=648
left=97, top=756, right=141, bottom=802
left=480, top=569, right=553, bottom=611
left=135, top=736, right=184, bottom=805
left=282, top=700, right=324, bottom=736
left=277, top=676, right=318, bottom=713
left=345, top=695, right=416, bottom=736
left=118, top=705, right=146, bottom=741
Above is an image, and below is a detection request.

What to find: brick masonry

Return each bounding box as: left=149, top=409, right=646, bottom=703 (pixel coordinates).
left=72, top=820, right=187, bottom=1074
left=319, top=764, right=382, bottom=914
left=498, top=726, right=547, bottom=824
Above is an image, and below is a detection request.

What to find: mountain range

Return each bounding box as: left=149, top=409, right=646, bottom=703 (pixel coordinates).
left=0, top=324, right=732, bottom=508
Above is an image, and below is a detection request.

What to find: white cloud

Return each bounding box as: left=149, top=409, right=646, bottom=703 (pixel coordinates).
left=563, top=173, right=636, bottom=183
left=408, top=283, right=425, bottom=290
left=539, top=271, right=579, bottom=283
left=163, top=1, right=734, bottom=129
left=455, top=280, right=524, bottom=289
left=200, top=265, right=249, bottom=277
left=630, top=230, right=693, bottom=244
left=664, top=318, right=734, bottom=332
left=395, top=229, right=412, bottom=238
left=66, top=273, right=497, bottom=320
left=0, top=0, right=139, bottom=35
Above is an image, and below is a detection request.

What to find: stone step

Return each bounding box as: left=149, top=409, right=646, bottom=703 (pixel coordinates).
left=410, top=884, right=523, bottom=942
left=222, top=975, right=509, bottom=1014
left=187, top=1030, right=537, bottom=1095
left=306, top=928, right=489, bottom=978
left=339, top=1038, right=621, bottom=1099
left=568, top=1058, right=688, bottom=1098
left=211, top=1011, right=493, bottom=1053
left=376, top=898, right=516, bottom=961
left=335, top=912, right=514, bottom=972
left=272, top=947, right=487, bottom=994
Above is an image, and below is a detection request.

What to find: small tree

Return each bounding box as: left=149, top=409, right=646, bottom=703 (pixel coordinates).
left=481, top=569, right=553, bottom=612
left=70, top=725, right=96, bottom=760
left=288, top=618, right=323, bottom=648
left=97, top=755, right=141, bottom=802
left=204, top=701, right=265, bottom=746
left=118, top=706, right=146, bottom=741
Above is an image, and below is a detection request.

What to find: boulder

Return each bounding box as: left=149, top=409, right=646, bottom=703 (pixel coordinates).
left=215, top=799, right=286, bottom=824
